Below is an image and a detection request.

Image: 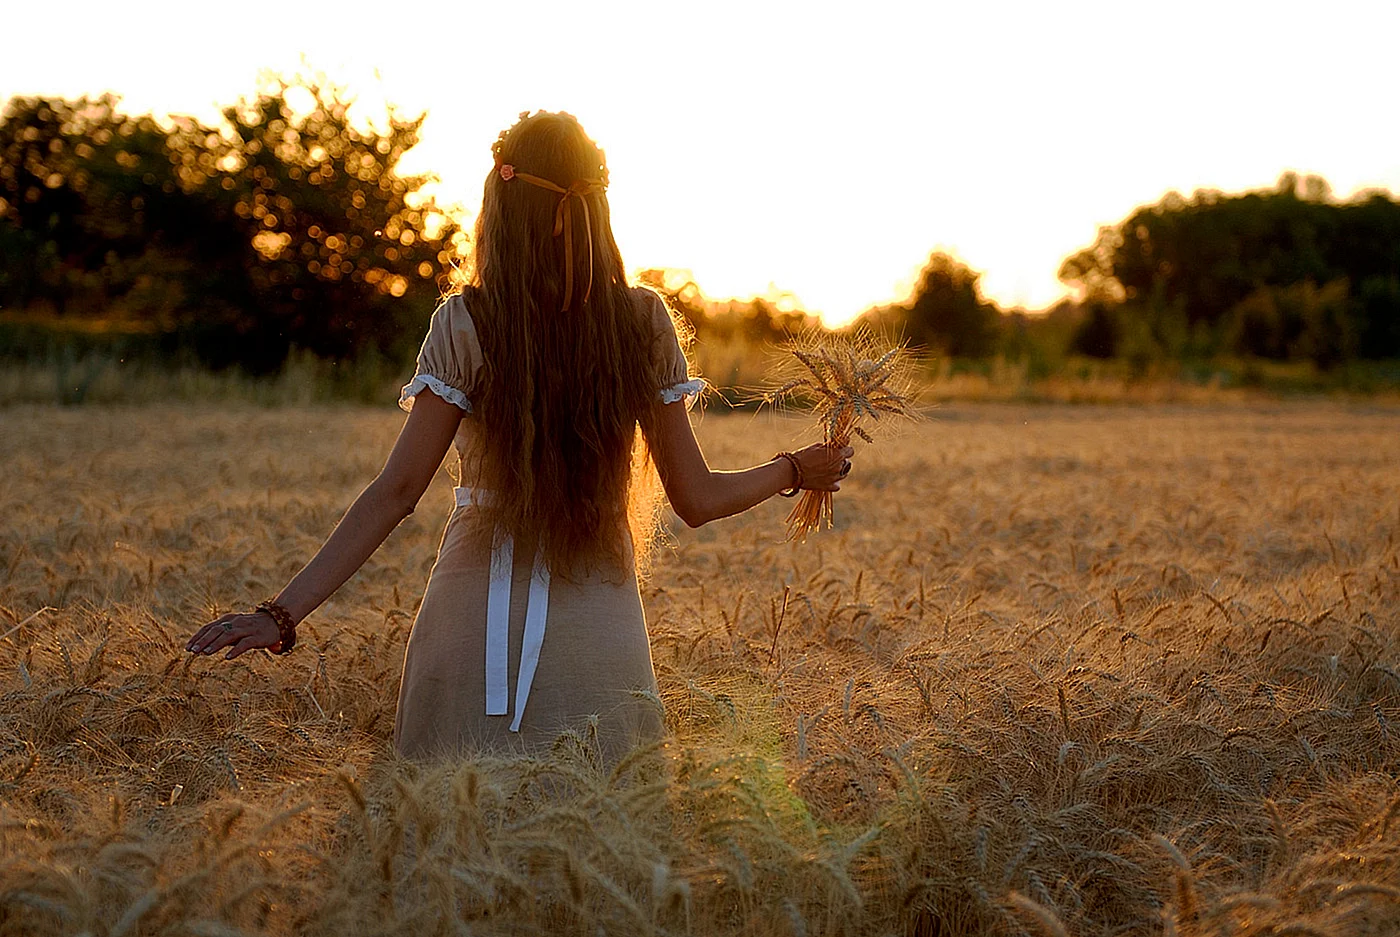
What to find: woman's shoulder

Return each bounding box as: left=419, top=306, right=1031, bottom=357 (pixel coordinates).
left=625, top=285, right=690, bottom=344
left=625, top=284, right=666, bottom=319
left=429, top=290, right=484, bottom=340
left=438, top=287, right=479, bottom=319
left=419, top=290, right=485, bottom=382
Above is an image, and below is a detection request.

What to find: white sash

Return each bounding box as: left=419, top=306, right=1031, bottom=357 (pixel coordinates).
left=454, top=487, right=551, bottom=733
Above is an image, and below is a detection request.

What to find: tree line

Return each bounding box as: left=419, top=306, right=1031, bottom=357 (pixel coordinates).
left=854, top=174, right=1399, bottom=370
left=2, top=76, right=1398, bottom=377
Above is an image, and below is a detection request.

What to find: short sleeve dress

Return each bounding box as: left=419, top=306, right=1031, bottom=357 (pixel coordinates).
left=392, top=287, right=702, bottom=763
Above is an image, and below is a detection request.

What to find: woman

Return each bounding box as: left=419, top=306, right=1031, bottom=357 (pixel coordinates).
left=185, top=111, right=854, bottom=762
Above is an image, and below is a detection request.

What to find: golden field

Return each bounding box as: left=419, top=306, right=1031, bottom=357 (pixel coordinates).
left=1, top=400, right=1398, bottom=936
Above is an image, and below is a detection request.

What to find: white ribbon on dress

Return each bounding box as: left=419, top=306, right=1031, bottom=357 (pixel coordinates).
left=455, top=486, right=550, bottom=733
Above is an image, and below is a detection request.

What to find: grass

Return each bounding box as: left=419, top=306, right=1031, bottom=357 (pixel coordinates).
left=5, top=343, right=1400, bottom=409
left=0, top=401, right=1398, bottom=935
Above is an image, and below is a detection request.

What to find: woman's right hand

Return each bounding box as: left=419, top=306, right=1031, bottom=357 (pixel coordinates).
left=791, top=443, right=855, bottom=492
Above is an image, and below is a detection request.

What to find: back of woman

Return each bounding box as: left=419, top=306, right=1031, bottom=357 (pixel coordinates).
left=186, top=110, right=852, bottom=768
left=393, top=112, right=700, bottom=760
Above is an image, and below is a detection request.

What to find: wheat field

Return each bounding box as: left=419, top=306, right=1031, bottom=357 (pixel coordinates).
left=1, top=401, right=1398, bottom=936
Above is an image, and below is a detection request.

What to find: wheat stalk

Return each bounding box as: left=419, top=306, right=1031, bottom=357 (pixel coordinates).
left=765, top=332, right=915, bottom=541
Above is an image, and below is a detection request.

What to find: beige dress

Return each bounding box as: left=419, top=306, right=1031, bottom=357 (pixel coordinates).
left=392, top=287, right=701, bottom=764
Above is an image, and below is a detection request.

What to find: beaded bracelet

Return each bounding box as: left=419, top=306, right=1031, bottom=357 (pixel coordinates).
left=255, top=599, right=297, bottom=655
left=774, top=451, right=803, bottom=498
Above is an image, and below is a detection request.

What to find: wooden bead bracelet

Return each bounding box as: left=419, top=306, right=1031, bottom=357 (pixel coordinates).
left=255, top=599, right=297, bottom=655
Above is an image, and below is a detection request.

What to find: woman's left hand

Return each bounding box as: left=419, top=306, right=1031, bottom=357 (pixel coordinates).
left=187, top=611, right=283, bottom=659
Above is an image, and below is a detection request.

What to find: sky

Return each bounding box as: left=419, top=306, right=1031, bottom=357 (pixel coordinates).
left=4, top=0, right=1398, bottom=326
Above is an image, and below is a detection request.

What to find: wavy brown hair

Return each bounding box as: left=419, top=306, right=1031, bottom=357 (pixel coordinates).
left=458, top=111, right=667, bottom=578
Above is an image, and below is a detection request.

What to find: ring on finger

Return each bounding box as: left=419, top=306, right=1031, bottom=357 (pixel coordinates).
left=221, top=621, right=233, bottom=632
left=839, top=460, right=851, bottom=477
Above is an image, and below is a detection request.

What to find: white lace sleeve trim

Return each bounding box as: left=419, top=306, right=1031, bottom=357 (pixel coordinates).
left=399, top=374, right=473, bottom=413
left=658, top=378, right=705, bottom=405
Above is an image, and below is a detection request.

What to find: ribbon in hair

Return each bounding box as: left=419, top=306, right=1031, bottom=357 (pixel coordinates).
left=500, top=165, right=607, bottom=311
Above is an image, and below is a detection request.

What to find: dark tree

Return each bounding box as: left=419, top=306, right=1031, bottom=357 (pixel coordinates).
left=178, top=74, right=459, bottom=369
left=857, top=252, right=1001, bottom=358
left=1069, top=299, right=1121, bottom=359
left=1058, top=174, right=1400, bottom=362
left=0, top=95, right=178, bottom=316
left=0, top=73, right=461, bottom=371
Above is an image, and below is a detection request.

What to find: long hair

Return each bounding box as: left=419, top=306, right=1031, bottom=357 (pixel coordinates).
left=460, top=111, right=663, bottom=577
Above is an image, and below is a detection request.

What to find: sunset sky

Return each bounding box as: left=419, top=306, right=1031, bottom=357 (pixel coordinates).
left=5, top=0, right=1397, bottom=325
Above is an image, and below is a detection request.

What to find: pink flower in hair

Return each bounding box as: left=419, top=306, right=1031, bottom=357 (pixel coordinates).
left=499, top=164, right=515, bottom=181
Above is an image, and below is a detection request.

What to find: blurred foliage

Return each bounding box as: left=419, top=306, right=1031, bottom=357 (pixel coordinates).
left=1059, top=172, right=1400, bottom=366
left=0, top=73, right=458, bottom=372
left=636, top=268, right=818, bottom=345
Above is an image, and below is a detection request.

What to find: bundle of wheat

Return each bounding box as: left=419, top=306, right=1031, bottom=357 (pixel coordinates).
left=766, top=333, right=916, bottom=540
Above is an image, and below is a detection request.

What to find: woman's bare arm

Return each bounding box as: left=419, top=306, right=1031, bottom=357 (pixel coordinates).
left=187, top=391, right=464, bottom=658
left=647, top=399, right=853, bottom=528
